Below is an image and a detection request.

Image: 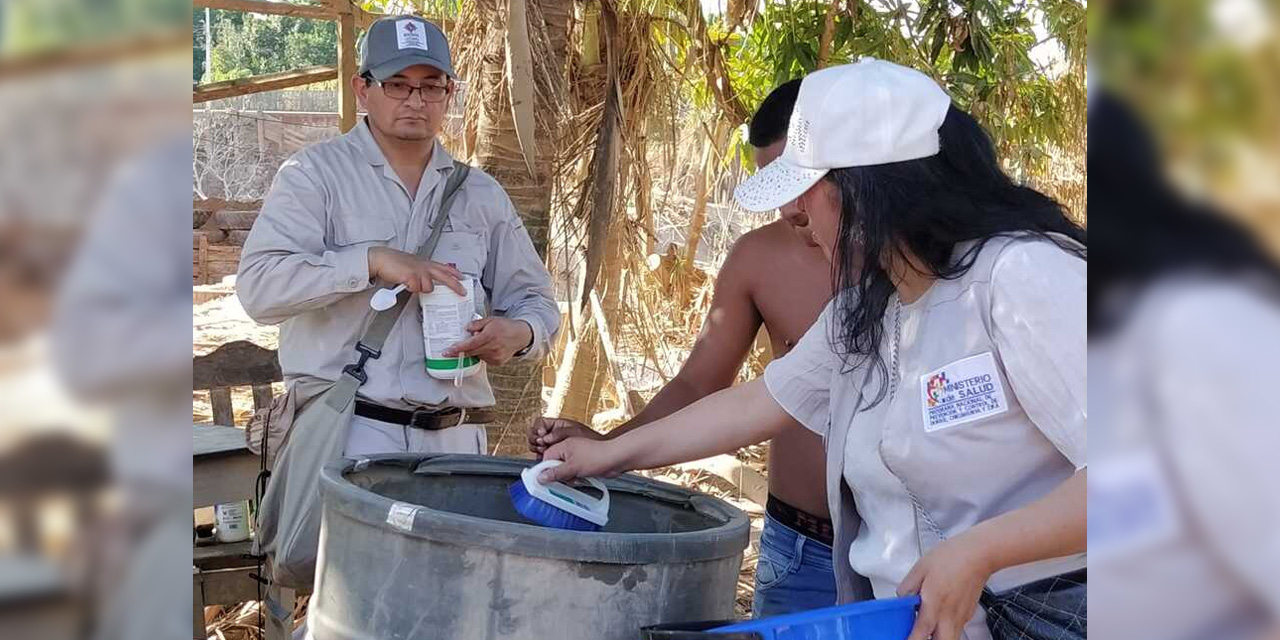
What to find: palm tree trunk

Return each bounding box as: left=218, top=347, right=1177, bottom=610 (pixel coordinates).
left=548, top=1, right=615, bottom=424
left=473, top=0, right=571, bottom=455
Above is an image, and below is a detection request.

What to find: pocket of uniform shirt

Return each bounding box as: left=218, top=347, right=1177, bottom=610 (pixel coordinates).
left=431, top=230, right=486, bottom=278
left=331, top=214, right=395, bottom=247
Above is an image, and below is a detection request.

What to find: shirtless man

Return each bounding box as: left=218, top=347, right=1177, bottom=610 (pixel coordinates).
left=528, top=80, right=837, bottom=617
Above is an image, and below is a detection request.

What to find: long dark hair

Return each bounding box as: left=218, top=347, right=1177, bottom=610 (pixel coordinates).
left=827, top=105, right=1086, bottom=407
left=1088, top=92, right=1280, bottom=333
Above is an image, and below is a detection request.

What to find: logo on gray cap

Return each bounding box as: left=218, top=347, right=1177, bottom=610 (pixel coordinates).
left=358, top=16, right=454, bottom=81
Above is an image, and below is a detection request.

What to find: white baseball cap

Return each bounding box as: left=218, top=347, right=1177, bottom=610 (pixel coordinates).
left=734, top=58, right=952, bottom=212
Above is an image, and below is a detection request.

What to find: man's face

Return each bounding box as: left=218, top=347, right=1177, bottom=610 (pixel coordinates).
left=752, top=140, right=820, bottom=248
left=355, top=64, right=452, bottom=143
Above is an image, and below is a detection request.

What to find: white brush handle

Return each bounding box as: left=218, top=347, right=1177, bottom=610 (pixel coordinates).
left=524, top=460, right=610, bottom=526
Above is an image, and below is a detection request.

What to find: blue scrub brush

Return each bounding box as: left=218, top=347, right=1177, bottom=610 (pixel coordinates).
left=509, top=460, right=610, bottom=532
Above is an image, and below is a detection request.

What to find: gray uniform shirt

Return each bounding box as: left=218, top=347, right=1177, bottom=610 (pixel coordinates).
left=1090, top=277, right=1280, bottom=640
left=237, top=120, right=559, bottom=409
left=765, top=235, right=1087, bottom=637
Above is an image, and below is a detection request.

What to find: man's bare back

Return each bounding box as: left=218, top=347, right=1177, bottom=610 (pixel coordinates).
left=529, top=215, right=833, bottom=516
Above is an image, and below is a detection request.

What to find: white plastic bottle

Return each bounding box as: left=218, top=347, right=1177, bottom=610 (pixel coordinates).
left=214, top=500, right=252, bottom=543
left=420, top=278, right=483, bottom=380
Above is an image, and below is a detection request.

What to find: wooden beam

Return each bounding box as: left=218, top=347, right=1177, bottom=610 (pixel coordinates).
left=0, top=29, right=189, bottom=80
left=193, top=65, right=337, bottom=103
left=193, top=0, right=392, bottom=30
left=191, top=0, right=434, bottom=31
left=192, top=0, right=336, bottom=20
left=336, top=3, right=358, bottom=133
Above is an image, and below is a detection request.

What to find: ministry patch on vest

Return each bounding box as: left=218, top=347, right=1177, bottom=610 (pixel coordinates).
left=920, top=351, right=1009, bottom=432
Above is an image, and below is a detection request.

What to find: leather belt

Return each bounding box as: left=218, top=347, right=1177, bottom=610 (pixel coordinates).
left=354, top=401, right=495, bottom=430
left=766, top=493, right=835, bottom=547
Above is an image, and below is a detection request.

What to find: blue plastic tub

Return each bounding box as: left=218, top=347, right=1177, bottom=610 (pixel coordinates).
left=709, top=596, right=921, bottom=640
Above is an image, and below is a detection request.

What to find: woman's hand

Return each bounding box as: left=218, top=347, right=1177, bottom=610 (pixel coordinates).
left=897, top=533, right=997, bottom=640
left=539, top=437, right=633, bottom=483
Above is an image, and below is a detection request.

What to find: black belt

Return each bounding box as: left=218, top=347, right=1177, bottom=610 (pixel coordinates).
left=766, top=493, right=834, bottom=546
left=354, top=401, right=495, bottom=430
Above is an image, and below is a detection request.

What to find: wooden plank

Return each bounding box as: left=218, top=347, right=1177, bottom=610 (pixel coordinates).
left=193, top=198, right=263, bottom=213
left=0, top=29, right=188, bottom=80
left=193, top=0, right=393, bottom=31
left=193, top=539, right=257, bottom=569
left=192, top=252, right=240, bottom=279
left=198, top=260, right=240, bottom=273
left=192, top=566, right=260, bottom=607
left=205, top=245, right=242, bottom=261
left=193, top=0, right=335, bottom=20
left=193, top=341, right=282, bottom=389
left=200, top=210, right=260, bottom=231
left=251, top=384, right=275, bottom=413
left=336, top=6, right=358, bottom=133
left=193, top=229, right=228, bottom=246
left=193, top=287, right=234, bottom=306
left=206, top=266, right=241, bottom=282
left=194, top=424, right=250, bottom=458
left=193, top=449, right=259, bottom=508
left=194, top=65, right=337, bottom=103
left=192, top=567, right=206, bottom=640
left=210, top=388, right=235, bottom=427
left=195, top=262, right=242, bottom=278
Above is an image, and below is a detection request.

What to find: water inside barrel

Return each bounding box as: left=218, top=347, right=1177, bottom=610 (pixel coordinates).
left=348, top=464, right=723, bottom=534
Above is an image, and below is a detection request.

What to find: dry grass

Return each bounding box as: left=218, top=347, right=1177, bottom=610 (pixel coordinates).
left=202, top=597, right=309, bottom=640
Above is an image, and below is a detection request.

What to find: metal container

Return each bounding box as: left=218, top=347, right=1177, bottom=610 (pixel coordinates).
left=311, top=454, right=750, bottom=640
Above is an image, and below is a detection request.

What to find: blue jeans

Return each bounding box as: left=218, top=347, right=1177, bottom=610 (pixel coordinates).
left=752, top=513, right=838, bottom=618
left=980, top=569, right=1087, bottom=640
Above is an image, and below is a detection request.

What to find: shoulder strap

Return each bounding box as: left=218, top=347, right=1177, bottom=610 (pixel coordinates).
left=415, top=161, right=472, bottom=260
left=331, top=161, right=472, bottom=401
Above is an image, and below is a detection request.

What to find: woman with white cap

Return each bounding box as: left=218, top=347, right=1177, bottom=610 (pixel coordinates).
left=539, top=58, right=1086, bottom=640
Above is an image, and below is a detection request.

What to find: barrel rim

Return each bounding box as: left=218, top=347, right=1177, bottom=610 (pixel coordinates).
left=319, top=453, right=751, bottom=564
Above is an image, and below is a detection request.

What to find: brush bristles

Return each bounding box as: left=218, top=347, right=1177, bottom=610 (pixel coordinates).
left=509, top=480, right=602, bottom=532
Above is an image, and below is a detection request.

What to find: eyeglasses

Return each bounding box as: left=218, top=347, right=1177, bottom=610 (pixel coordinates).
left=366, top=76, right=450, bottom=103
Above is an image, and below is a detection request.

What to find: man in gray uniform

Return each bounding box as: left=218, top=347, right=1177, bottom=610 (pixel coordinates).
left=237, top=15, right=558, bottom=456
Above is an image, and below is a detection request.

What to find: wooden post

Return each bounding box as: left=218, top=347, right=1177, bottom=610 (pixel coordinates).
left=198, top=234, right=210, bottom=285
left=589, top=290, right=635, bottom=418
left=336, top=1, right=358, bottom=133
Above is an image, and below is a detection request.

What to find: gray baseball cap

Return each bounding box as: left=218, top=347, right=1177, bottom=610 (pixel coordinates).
left=358, top=16, right=455, bottom=81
